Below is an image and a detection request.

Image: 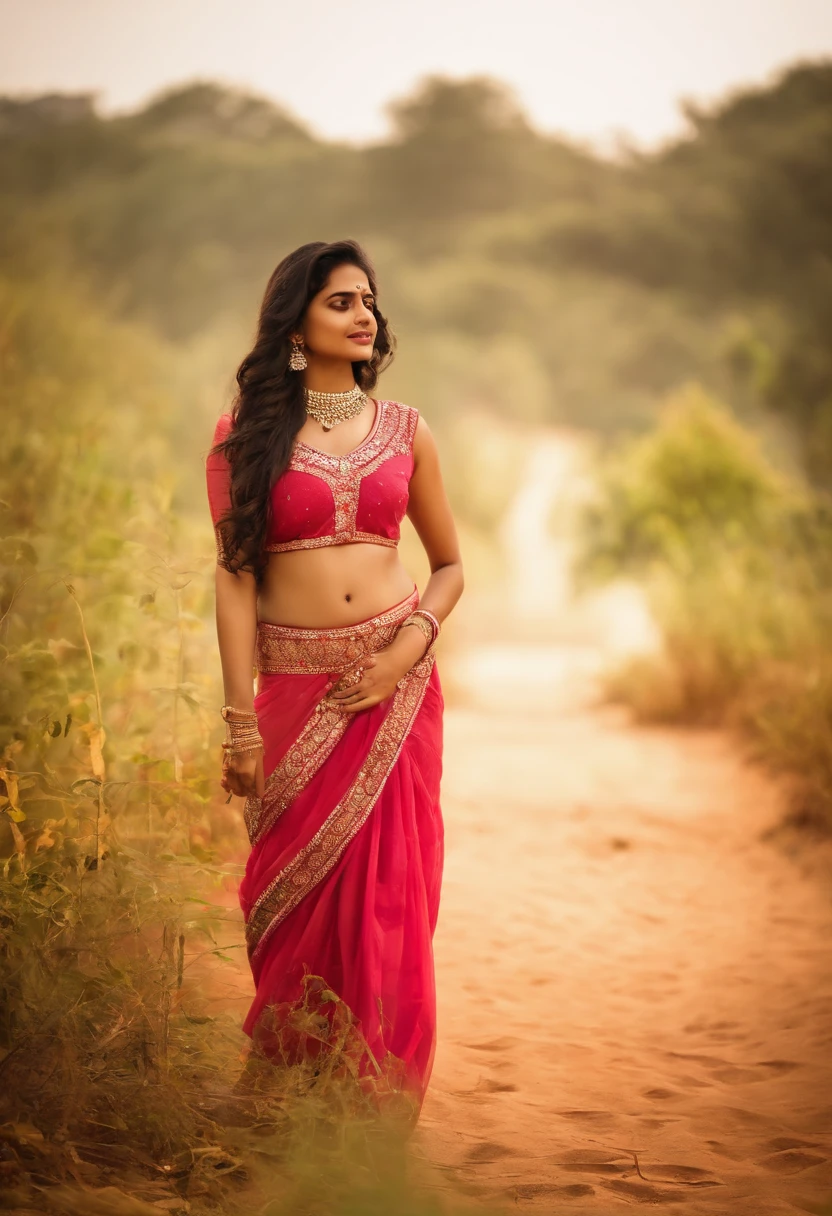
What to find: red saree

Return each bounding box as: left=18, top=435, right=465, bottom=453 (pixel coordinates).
left=237, top=585, right=444, bottom=1106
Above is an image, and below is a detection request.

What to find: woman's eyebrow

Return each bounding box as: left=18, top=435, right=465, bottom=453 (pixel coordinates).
left=325, top=289, right=374, bottom=301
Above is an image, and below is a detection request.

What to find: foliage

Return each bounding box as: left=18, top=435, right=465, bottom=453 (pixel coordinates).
left=576, top=383, right=793, bottom=580
left=3, top=60, right=832, bottom=472
left=576, top=385, right=832, bottom=826
left=0, top=268, right=236, bottom=1207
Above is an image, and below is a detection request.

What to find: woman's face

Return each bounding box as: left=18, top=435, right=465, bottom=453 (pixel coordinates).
left=294, top=262, right=378, bottom=365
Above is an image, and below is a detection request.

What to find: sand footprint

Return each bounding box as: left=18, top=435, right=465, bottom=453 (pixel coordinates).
left=476, top=1077, right=518, bottom=1093
left=557, top=1109, right=617, bottom=1126
left=509, top=1182, right=595, bottom=1200
left=667, top=1049, right=732, bottom=1068
left=764, top=1136, right=823, bottom=1152
left=646, top=1164, right=721, bottom=1186
left=464, top=1036, right=518, bottom=1052
left=599, top=1160, right=722, bottom=1204
left=558, top=1149, right=632, bottom=1178
left=758, top=1058, right=801, bottom=1074
left=463, top=1140, right=515, bottom=1164
left=757, top=1148, right=828, bottom=1174
left=602, top=1178, right=691, bottom=1203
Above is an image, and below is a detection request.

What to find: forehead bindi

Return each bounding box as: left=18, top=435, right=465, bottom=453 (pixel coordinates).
left=321, top=283, right=374, bottom=303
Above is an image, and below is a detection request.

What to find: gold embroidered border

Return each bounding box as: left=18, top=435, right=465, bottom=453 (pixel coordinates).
left=245, top=650, right=435, bottom=964
left=244, top=701, right=350, bottom=846
left=292, top=400, right=414, bottom=479
left=264, top=534, right=399, bottom=554
left=349, top=417, right=414, bottom=483
left=255, top=587, right=419, bottom=674
left=263, top=401, right=417, bottom=553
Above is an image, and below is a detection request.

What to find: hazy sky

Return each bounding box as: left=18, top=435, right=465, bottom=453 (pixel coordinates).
left=2, top=0, right=831, bottom=151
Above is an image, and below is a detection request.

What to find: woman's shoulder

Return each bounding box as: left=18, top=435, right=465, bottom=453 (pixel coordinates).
left=211, top=411, right=234, bottom=447
left=382, top=398, right=420, bottom=444
left=383, top=397, right=419, bottom=416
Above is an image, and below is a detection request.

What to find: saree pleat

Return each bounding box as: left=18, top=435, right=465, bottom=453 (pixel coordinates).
left=237, top=587, right=444, bottom=1102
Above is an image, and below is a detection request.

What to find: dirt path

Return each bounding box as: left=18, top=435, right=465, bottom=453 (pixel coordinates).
left=418, top=634, right=832, bottom=1214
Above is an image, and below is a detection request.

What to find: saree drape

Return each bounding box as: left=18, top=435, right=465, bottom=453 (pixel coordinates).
left=237, top=585, right=444, bottom=1106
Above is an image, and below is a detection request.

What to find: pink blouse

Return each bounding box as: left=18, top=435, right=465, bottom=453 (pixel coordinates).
left=206, top=398, right=419, bottom=565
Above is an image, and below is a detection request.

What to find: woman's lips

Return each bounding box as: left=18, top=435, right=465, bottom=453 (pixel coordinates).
left=348, top=334, right=373, bottom=345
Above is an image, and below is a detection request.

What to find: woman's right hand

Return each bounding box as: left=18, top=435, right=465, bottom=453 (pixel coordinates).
left=221, top=749, right=265, bottom=800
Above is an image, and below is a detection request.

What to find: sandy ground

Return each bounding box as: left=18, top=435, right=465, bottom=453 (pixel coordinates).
left=415, top=633, right=832, bottom=1215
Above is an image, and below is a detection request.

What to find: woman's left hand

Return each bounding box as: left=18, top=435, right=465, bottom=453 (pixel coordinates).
left=325, top=633, right=426, bottom=714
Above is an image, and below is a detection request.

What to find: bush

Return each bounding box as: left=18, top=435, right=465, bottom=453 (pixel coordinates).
left=576, top=383, right=832, bottom=827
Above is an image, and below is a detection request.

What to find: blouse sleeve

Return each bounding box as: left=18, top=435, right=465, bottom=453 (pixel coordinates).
left=404, top=402, right=420, bottom=448
left=206, top=413, right=235, bottom=569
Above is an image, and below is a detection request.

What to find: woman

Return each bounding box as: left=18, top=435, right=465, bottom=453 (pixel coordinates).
left=205, top=239, right=463, bottom=1109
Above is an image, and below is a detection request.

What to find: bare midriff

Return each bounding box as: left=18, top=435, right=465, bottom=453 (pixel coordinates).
left=257, top=542, right=417, bottom=629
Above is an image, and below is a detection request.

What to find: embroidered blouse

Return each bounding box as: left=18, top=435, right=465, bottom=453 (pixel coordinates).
left=206, top=398, right=419, bottom=568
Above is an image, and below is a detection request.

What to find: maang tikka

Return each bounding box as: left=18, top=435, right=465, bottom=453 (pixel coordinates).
left=289, top=339, right=308, bottom=371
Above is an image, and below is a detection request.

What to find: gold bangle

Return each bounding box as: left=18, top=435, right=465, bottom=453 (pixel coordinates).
left=221, top=700, right=263, bottom=757
left=410, top=609, right=440, bottom=644
left=403, top=609, right=440, bottom=650
left=401, top=616, right=433, bottom=648
left=221, top=734, right=262, bottom=753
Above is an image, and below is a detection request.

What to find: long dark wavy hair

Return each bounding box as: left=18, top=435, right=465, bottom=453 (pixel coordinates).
left=212, top=239, right=395, bottom=582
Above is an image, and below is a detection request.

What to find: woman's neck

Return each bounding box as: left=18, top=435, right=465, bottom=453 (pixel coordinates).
left=302, top=359, right=358, bottom=394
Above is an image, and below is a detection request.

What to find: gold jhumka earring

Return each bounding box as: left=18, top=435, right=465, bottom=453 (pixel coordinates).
left=289, top=340, right=308, bottom=371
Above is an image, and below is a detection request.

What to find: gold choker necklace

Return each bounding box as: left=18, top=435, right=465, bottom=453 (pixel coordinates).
left=303, top=384, right=368, bottom=432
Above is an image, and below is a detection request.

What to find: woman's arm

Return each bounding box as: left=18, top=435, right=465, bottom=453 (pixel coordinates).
left=215, top=565, right=259, bottom=712
left=214, top=566, right=264, bottom=799
left=206, top=415, right=264, bottom=798
left=394, top=413, right=464, bottom=646
left=399, top=410, right=464, bottom=626
left=328, top=412, right=464, bottom=710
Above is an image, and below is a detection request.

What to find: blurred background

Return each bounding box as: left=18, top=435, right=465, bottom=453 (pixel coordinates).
left=2, top=3, right=832, bottom=1213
